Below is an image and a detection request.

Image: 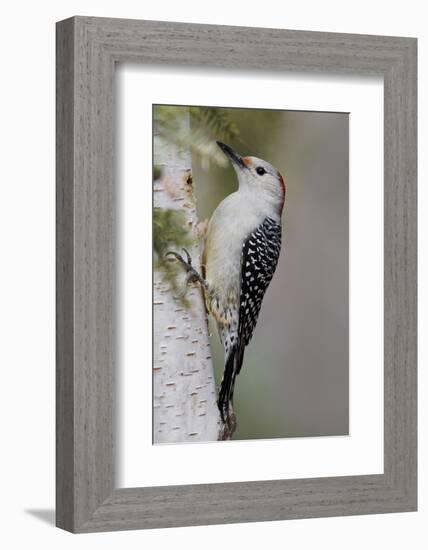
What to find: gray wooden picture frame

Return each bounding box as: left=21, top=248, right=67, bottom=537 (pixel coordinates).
left=56, top=16, right=417, bottom=533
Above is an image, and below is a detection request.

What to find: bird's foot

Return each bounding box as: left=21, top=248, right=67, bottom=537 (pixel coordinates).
left=165, top=248, right=207, bottom=289
left=218, top=404, right=237, bottom=441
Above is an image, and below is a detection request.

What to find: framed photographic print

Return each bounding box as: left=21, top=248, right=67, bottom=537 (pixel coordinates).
left=56, top=16, right=417, bottom=532
left=150, top=103, right=349, bottom=445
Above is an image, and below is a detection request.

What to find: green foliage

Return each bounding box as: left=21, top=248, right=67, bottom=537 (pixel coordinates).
left=153, top=207, right=192, bottom=261
left=153, top=207, right=194, bottom=307
left=154, top=105, right=240, bottom=170
left=153, top=164, right=162, bottom=181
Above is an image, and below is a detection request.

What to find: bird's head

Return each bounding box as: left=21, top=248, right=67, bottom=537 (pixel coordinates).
left=216, top=141, right=285, bottom=215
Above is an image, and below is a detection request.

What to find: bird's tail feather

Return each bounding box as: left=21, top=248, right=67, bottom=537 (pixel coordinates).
left=218, top=344, right=245, bottom=422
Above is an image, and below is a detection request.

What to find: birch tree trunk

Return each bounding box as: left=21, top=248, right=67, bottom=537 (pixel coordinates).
left=153, top=113, right=221, bottom=443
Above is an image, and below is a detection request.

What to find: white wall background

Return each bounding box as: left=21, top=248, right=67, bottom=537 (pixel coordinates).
left=0, top=1, right=425, bottom=548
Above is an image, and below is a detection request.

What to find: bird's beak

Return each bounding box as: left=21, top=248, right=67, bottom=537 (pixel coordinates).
left=216, top=141, right=247, bottom=170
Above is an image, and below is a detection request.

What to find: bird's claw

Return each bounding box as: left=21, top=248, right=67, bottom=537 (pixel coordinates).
left=166, top=248, right=192, bottom=269
left=165, top=249, right=207, bottom=289
left=182, top=247, right=192, bottom=265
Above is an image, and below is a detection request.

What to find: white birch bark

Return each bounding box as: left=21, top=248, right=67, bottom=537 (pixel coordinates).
left=153, top=113, right=221, bottom=443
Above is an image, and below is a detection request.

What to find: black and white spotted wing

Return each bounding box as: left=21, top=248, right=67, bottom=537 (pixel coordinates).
left=237, top=217, right=282, bottom=360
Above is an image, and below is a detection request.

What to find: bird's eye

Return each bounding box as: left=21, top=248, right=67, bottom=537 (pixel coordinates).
left=256, top=166, right=266, bottom=176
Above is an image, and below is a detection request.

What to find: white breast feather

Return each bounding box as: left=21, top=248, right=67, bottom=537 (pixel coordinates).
left=204, top=190, right=277, bottom=298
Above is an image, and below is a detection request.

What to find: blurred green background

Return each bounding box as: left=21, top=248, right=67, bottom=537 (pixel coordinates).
left=155, top=104, right=349, bottom=441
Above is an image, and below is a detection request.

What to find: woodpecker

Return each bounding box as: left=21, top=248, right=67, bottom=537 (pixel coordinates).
left=169, top=142, right=285, bottom=438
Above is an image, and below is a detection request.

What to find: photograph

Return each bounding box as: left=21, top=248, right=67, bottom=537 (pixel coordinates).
left=153, top=104, right=349, bottom=443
